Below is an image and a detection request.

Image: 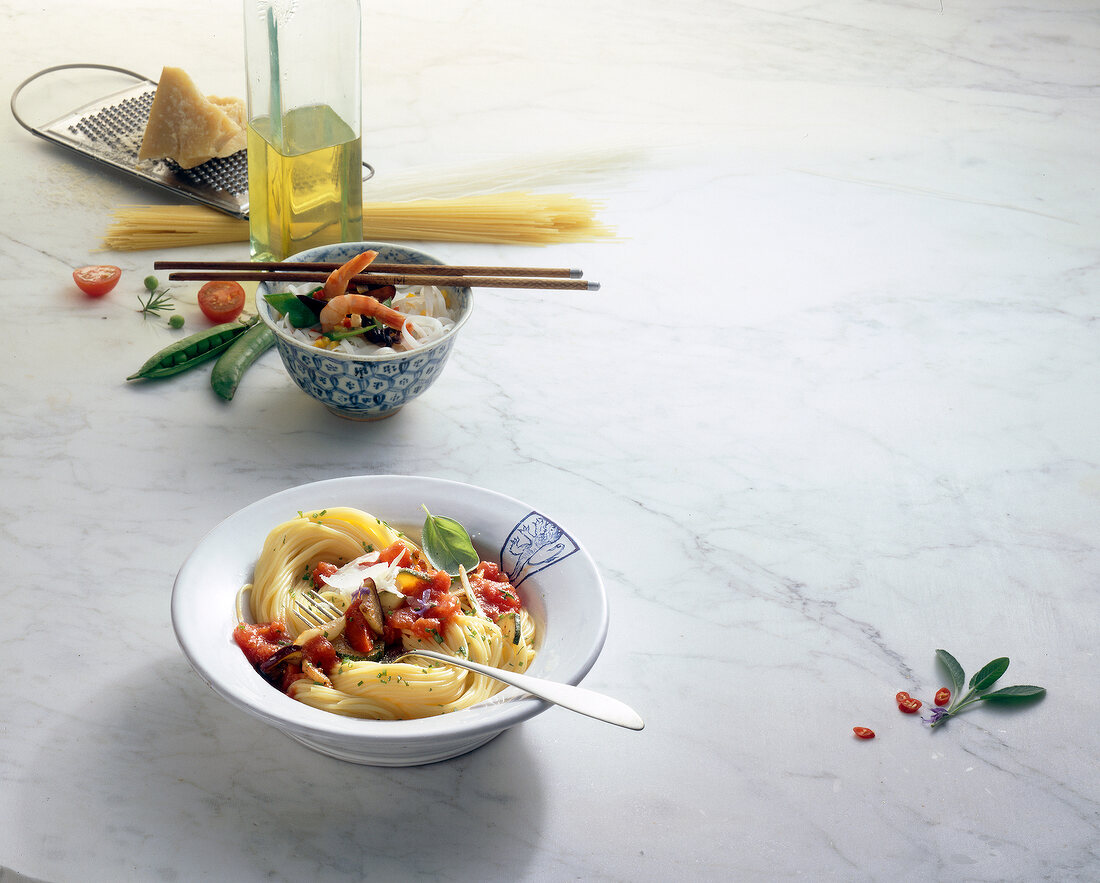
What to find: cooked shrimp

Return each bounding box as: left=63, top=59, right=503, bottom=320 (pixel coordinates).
left=320, top=294, right=409, bottom=333
left=322, top=250, right=378, bottom=300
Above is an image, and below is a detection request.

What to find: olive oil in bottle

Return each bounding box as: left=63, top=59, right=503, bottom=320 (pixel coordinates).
left=247, top=104, right=363, bottom=262
left=244, top=0, right=363, bottom=261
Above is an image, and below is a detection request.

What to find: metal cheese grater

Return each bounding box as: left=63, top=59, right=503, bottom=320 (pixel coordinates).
left=10, top=63, right=372, bottom=219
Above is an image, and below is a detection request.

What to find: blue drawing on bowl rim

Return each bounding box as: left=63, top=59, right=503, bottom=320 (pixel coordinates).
left=500, top=512, right=578, bottom=588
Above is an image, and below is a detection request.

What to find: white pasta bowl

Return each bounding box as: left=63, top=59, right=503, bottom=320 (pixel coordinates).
left=255, top=241, right=473, bottom=421
left=171, top=475, right=608, bottom=766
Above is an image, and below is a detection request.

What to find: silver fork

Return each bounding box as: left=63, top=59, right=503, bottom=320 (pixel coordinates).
left=294, top=589, right=344, bottom=628
left=292, top=589, right=644, bottom=731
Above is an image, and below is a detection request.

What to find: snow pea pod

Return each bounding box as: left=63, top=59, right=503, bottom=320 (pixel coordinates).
left=263, top=291, right=320, bottom=328
left=126, top=317, right=257, bottom=381
left=210, top=323, right=276, bottom=401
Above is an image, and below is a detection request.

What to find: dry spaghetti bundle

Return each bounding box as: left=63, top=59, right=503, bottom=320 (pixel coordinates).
left=104, top=205, right=248, bottom=250
left=358, top=192, right=616, bottom=244
left=103, top=191, right=617, bottom=251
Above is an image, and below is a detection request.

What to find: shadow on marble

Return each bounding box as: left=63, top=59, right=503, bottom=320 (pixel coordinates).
left=21, top=654, right=549, bottom=879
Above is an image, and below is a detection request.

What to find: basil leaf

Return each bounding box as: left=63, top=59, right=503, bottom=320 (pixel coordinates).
left=980, top=685, right=1046, bottom=702
left=936, top=649, right=966, bottom=698
left=264, top=292, right=319, bottom=328
left=421, top=508, right=479, bottom=576
left=969, top=657, right=1010, bottom=691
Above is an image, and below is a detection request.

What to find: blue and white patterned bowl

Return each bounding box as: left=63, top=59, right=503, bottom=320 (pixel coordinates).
left=256, top=242, right=472, bottom=420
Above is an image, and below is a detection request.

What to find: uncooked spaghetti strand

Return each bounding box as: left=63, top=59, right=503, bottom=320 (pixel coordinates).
left=360, top=193, right=616, bottom=245
left=102, top=205, right=248, bottom=250
left=102, top=192, right=617, bottom=251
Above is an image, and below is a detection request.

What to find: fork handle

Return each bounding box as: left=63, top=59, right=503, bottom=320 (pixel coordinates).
left=401, top=649, right=644, bottom=731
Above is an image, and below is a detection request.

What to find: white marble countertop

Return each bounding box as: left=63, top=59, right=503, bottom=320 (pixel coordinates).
left=2, top=1, right=1098, bottom=880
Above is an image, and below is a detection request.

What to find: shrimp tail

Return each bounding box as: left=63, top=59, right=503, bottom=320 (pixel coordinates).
left=320, top=294, right=408, bottom=333
left=322, top=250, right=378, bottom=300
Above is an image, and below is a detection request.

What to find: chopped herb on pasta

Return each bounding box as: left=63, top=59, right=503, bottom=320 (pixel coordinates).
left=233, top=507, right=536, bottom=720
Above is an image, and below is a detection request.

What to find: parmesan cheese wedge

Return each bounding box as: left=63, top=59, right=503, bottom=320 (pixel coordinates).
left=138, top=66, right=247, bottom=169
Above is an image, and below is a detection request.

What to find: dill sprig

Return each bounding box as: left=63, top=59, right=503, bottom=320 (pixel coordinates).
left=136, top=275, right=175, bottom=319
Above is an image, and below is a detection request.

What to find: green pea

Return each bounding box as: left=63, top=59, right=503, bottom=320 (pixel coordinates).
left=144, top=275, right=159, bottom=293
left=169, top=314, right=185, bottom=329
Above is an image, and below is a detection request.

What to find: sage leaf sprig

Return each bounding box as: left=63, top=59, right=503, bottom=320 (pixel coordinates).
left=421, top=507, right=480, bottom=576
left=926, top=650, right=1046, bottom=728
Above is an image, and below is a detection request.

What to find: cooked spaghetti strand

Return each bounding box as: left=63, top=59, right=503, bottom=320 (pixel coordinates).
left=239, top=507, right=537, bottom=720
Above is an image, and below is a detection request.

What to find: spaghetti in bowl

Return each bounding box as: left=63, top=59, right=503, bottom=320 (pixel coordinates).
left=171, top=475, right=608, bottom=766
left=255, top=242, right=473, bottom=421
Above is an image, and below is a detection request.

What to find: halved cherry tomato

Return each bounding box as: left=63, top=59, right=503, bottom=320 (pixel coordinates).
left=197, top=280, right=246, bottom=323
left=377, top=541, right=416, bottom=568
left=311, top=561, right=339, bottom=589
left=344, top=601, right=375, bottom=654
left=232, top=621, right=288, bottom=667
left=73, top=265, right=121, bottom=297
left=853, top=727, right=876, bottom=739
left=301, top=634, right=338, bottom=674
left=469, top=569, right=523, bottom=620
left=934, top=687, right=951, bottom=707
left=280, top=663, right=309, bottom=692
left=387, top=606, right=444, bottom=645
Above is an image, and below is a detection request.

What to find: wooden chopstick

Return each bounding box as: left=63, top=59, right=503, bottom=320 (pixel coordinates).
left=154, top=260, right=583, bottom=279
left=164, top=270, right=600, bottom=291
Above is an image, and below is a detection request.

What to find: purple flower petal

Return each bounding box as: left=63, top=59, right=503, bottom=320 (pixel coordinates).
left=409, top=588, right=433, bottom=615
left=923, top=706, right=950, bottom=726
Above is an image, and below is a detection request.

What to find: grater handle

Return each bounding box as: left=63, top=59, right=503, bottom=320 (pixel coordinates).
left=10, top=63, right=153, bottom=135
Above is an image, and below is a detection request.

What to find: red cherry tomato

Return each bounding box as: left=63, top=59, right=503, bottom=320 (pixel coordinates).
left=300, top=634, right=338, bottom=674
left=231, top=621, right=288, bottom=667
left=853, top=727, right=876, bottom=739
left=344, top=601, right=375, bottom=654
left=377, top=540, right=416, bottom=568
left=934, top=687, right=951, bottom=707
left=197, top=280, right=246, bottom=323
left=73, top=265, right=121, bottom=297
left=311, top=561, right=339, bottom=589
left=898, top=696, right=923, bottom=714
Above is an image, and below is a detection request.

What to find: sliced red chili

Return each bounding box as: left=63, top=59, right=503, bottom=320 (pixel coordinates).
left=853, top=726, right=876, bottom=739
left=898, top=696, right=923, bottom=714
left=934, top=687, right=951, bottom=707
left=895, top=691, right=911, bottom=703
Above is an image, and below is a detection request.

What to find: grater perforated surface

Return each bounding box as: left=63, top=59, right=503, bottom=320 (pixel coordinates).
left=14, top=64, right=372, bottom=220
left=43, top=82, right=250, bottom=217
left=14, top=66, right=250, bottom=218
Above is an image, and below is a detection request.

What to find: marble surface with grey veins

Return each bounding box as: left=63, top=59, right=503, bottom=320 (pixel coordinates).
left=1, top=1, right=1098, bottom=880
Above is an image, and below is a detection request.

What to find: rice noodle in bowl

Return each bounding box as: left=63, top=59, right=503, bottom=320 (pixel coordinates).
left=256, top=242, right=473, bottom=421
left=273, top=283, right=458, bottom=355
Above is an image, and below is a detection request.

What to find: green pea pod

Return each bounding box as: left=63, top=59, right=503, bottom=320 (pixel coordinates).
left=210, top=323, right=276, bottom=401
left=127, top=317, right=257, bottom=381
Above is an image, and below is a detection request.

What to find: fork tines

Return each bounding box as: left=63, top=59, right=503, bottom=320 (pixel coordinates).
left=295, top=590, right=344, bottom=628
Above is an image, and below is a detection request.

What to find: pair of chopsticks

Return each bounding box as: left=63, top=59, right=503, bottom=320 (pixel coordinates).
left=153, top=260, right=600, bottom=291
